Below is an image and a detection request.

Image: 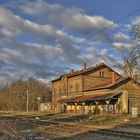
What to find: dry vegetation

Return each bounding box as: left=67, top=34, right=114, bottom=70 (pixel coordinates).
left=37, top=123, right=90, bottom=137
left=0, top=77, right=51, bottom=112
left=0, top=113, right=140, bottom=139
left=0, top=118, right=21, bottom=139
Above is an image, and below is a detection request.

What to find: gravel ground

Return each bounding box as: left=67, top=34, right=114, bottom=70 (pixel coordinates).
left=53, top=132, right=128, bottom=140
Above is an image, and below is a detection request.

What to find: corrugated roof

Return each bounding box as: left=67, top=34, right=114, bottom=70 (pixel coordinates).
left=92, top=77, right=140, bottom=90
left=82, top=77, right=140, bottom=92
left=58, top=91, right=122, bottom=103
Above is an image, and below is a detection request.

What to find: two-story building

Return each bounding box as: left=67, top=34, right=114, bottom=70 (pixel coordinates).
left=52, top=63, right=140, bottom=114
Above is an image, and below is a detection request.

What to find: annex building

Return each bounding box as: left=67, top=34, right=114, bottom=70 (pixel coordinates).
left=52, top=63, right=140, bottom=115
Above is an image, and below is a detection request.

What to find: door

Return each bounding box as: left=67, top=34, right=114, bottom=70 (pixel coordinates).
left=129, top=98, right=140, bottom=114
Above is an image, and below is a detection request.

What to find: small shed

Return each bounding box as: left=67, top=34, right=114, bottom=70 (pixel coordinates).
left=39, top=102, right=52, bottom=112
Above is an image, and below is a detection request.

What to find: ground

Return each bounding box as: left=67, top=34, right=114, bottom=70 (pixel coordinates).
left=0, top=112, right=140, bottom=139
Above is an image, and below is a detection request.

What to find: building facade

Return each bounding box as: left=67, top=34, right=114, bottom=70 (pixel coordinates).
left=52, top=63, right=140, bottom=114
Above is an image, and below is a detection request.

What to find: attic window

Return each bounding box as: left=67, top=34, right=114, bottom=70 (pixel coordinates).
left=62, top=76, right=66, bottom=82
left=99, top=71, right=104, bottom=77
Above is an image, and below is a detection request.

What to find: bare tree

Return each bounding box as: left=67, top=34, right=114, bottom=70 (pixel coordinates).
left=133, top=20, right=140, bottom=41
left=0, top=77, right=51, bottom=111
left=131, top=20, right=140, bottom=78
left=117, top=45, right=140, bottom=77
left=115, top=20, right=140, bottom=78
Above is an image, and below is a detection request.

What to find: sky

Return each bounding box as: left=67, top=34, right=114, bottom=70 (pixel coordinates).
left=0, top=0, right=140, bottom=87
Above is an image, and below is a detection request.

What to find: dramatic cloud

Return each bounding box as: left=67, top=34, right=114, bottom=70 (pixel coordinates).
left=20, top=0, right=118, bottom=34
left=79, top=47, right=117, bottom=66
left=0, top=7, right=67, bottom=41
left=0, top=0, right=133, bottom=87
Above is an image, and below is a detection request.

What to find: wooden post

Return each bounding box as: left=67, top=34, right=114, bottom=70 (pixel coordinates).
left=82, top=102, right=85, bottom=114
left=64, top=103, right=67, bottom=113
left=81, top=105, right=82, bottom=114
left=74, top=103, right=77, bottom=114
left=88, top=104, right=92, bottom=114
left=113, top=104, right=115, bottom=114
left=71, top=104, right=73, bottom=113
left=105, top=99, right=110, bottom=114
left=95, top=101, right=98, bottom=114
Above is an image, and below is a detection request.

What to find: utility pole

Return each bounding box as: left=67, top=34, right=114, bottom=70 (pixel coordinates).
left=37, top=97, right=41, bottom=112
left=26, top=90, right=29, bottom=112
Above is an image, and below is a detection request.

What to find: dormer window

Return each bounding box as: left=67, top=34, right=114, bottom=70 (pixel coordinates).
left=62, top=76, right=67, bottom=83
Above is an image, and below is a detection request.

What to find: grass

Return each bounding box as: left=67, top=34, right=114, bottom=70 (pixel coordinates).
left=2, top=111, right=140, bottom=124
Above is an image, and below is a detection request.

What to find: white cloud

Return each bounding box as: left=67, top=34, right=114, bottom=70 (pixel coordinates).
left=132, top=17, right=140, bottom=25
left=0, top=1, right=131, bottom=87
left=112, top=42, right=131, bottom=51
left=114, top=32, right=130, bottom=42
left=20, top=0, right=118, bottom=34
left=0, top=7, right=66, bottom=40
left=124, top=24, right=132, bottom=31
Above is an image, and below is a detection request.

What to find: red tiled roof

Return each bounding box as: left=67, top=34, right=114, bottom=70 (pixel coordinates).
left=58, top=91, right=122, bottom=103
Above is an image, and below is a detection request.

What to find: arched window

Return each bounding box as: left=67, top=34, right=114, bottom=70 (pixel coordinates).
left=62, top=76, right=67, bottom=83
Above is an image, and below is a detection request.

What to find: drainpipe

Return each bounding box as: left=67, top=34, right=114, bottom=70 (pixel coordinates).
left=112, top=72, right=115, bottom=83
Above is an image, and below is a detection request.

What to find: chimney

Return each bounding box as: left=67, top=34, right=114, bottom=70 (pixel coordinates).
left=83, top=63, right=87, bottom=71
left=133, top=75, right=138, bottom=81
left=70, top=69, right=74, bottom=74
left=112, top=72, right=115, bottom=83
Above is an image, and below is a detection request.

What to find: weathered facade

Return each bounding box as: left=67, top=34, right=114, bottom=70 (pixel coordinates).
left=39, top=102, right=52, bottom=112
left=52, top=63, right=140, bottom=114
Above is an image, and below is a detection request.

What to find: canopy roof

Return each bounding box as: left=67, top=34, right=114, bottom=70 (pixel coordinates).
left=58, top=91, right=122, bottom=103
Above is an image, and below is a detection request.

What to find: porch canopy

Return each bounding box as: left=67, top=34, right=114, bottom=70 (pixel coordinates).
left=58, top=91, right=122, bottom=104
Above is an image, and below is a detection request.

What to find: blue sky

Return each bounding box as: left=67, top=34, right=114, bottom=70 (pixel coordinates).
left=0, top=0, right=140, bottom=87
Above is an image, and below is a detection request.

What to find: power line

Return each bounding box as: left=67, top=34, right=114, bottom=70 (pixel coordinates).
left=47, top=7, right=140, bottom=65
left=30, top=7, right=140, bottom=82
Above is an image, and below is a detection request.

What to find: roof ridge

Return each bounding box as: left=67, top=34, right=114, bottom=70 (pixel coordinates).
left=52, top=62, right=120, bottom=82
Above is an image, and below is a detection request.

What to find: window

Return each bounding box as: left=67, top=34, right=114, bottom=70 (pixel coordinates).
left=99, top=71, right=104, bottom=78
left=59, top=87, right=61, bottom=94
left=62, top=76, right=67, bottom=83
left=69, top=85, right=73, bottom=93
left=62, top=85, right=66, bottom=94
left=75, top=84, right=80, bottom=92
left=53, top=88, right=56, bottom=94
left=56, top=89, right=58, bottom=94
left=54, top=89, right=58, bottom=94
